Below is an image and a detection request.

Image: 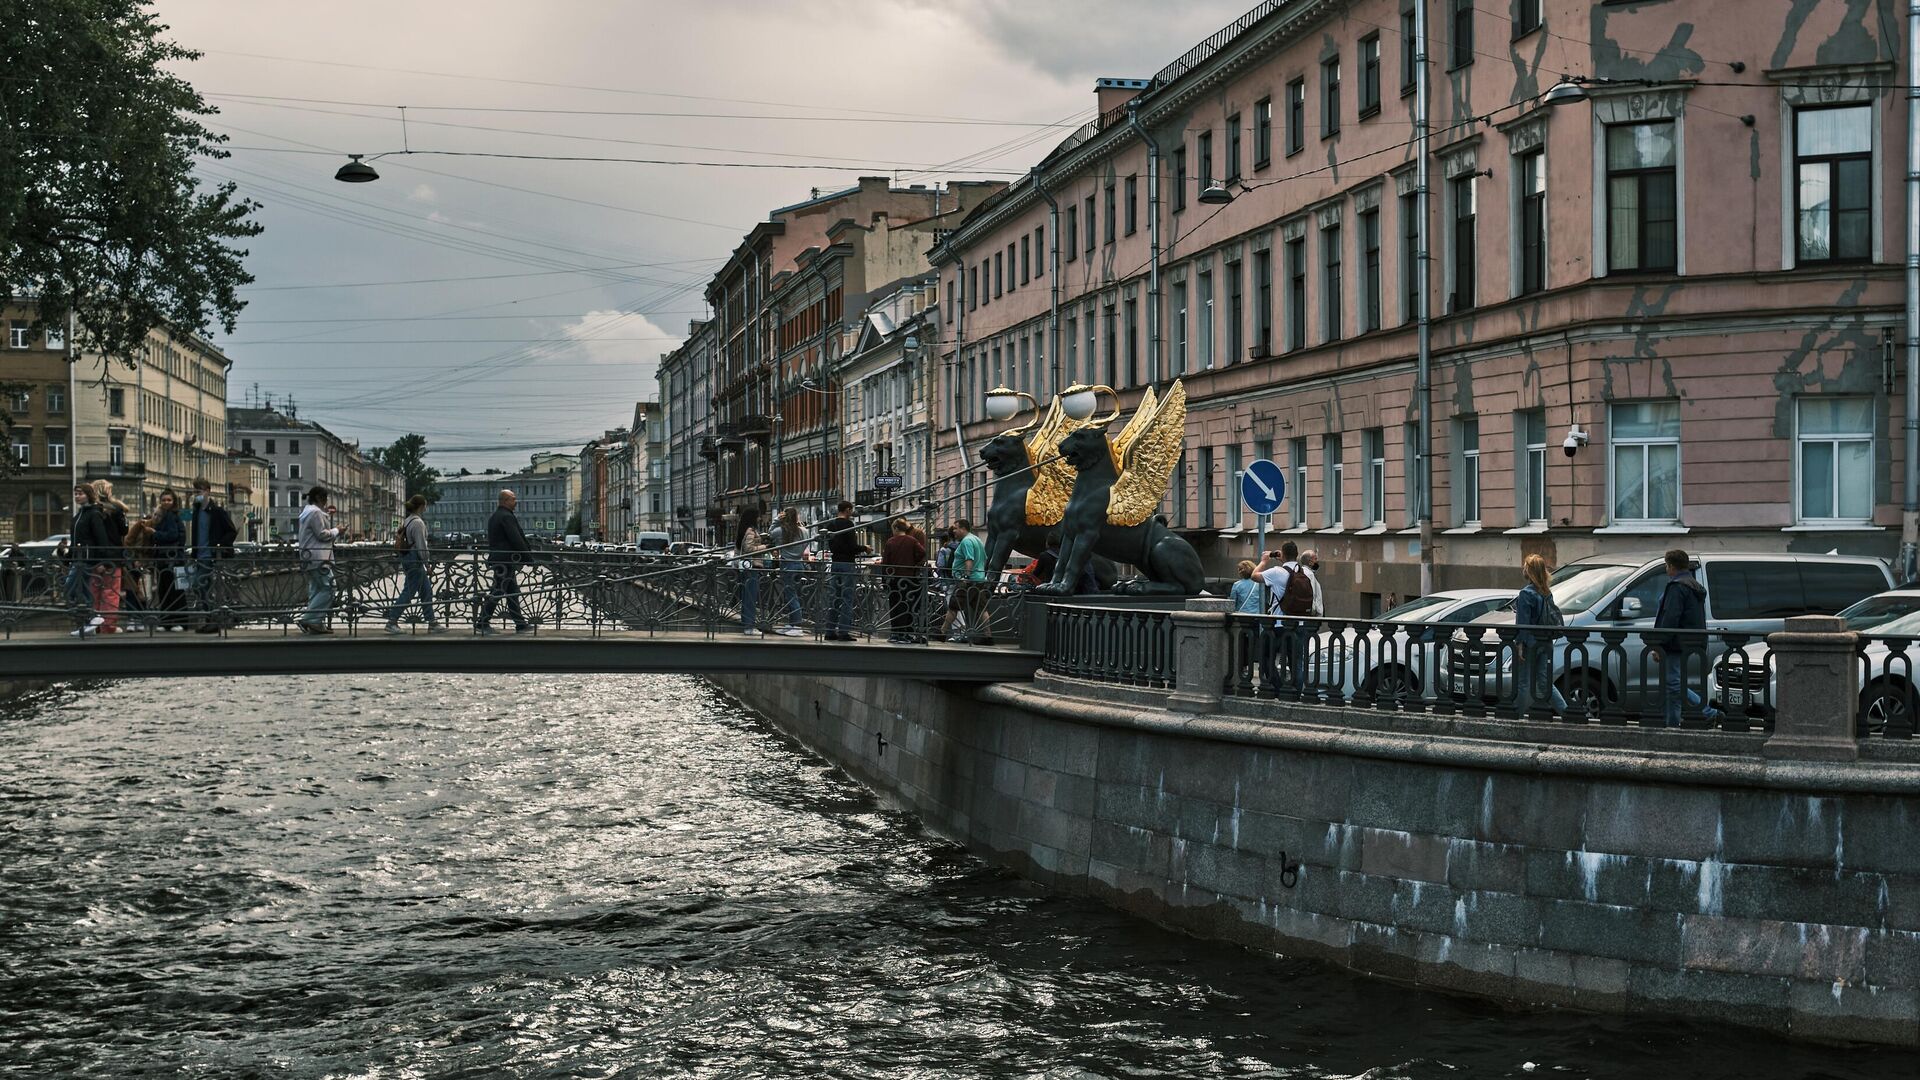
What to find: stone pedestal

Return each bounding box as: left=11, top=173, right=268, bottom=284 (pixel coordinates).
left=1165, top=598, right=1233, bottom=713
left=1763, top=614, right=1860, bottom=762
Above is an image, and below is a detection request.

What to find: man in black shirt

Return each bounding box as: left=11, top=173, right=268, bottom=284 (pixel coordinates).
left=477, top=489, right=533, bottom=635
left=817, top=501, right=868, bottom=641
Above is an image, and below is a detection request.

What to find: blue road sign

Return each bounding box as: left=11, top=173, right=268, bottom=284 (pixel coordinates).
left=1240, top=459, right=1286, bottom=516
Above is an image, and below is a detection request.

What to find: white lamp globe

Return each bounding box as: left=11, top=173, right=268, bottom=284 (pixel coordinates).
left=984, top=386, right=1021, bottom=421
left=1061, top=384, right=1097, bottom=421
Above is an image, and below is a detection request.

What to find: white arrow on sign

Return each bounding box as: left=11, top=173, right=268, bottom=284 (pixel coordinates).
left=1246, top=470, right=1277, bottom=502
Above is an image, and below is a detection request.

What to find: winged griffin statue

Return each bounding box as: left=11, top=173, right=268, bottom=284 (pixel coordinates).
left=978, top=394, right=1117, bottom=589
left=1027, top=380, right=1206, bottom=596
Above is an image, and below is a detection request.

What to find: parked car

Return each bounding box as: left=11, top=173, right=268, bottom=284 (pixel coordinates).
left=1299, top=589, right=1514, bottom=702
left=1709, top=588, right=1920, bottom=731
left=17, top=533, right=68, bottom=559
left=564, top=534, right=583, bottom=548
left=635, top=531, right=670, bottom=554
left=1445, top=551, right=1894, bottom=712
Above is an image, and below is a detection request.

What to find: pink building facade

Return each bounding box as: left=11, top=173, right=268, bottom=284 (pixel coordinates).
left=929, top=0, right=1910, bottom=613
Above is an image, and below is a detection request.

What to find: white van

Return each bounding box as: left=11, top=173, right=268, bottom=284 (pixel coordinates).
left=564, top=534, right=583, bottom=548
left=635, top=531, right=670, bottom=554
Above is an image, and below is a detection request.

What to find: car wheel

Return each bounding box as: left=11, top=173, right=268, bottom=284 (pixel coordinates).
left=1858, top=682, right=1914, bottom=737
left=1364, top=665, right=1420, bottom=707
left=1556, top=671, right=1608, bottom=719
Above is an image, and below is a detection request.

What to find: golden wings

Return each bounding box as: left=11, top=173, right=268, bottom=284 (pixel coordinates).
left=1107, top=379, right=1187, bottom=527
left=1022, top=396, right=1085, bottom=526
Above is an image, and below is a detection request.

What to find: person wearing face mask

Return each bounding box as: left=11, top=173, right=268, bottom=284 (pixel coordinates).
left=184, top=477, right=238, bottom=634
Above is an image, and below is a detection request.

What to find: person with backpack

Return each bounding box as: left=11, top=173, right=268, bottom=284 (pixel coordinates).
left=384, top=495, right=446, bottom=635
left=1256, top=541, right=1315, bottom=695
left=1512, top=553, right=1568, bottom=716
left=1652, top=548, right=1724, bottom=728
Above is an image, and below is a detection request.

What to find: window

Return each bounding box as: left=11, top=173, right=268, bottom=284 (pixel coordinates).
left=46, top=386, right=64, bottom=415
left=1084, top=195, right=1096, bottom=254
left=1173, top=280, right=1189, bottom=375
left=1021, top=234, right=1031, bottom=283
left=1360, top=207, right=1382, bottom=332
left=1456, top=416, right=1481, bottom=525
left=1019, top=336, right=1031, bottom=393
left=7, top=388, right=26, bottom=412
left=108, top=387, right=125, bottom=419
left=1363, top=429, right=1386, bottom=526
left=1795, top=105, right=1872, bottom=263
left=1125, top=174, right=1139, bottom=235
left=969, top=265, right=979, bottom=309
left=1286, top=235, right=1307, bottom=350
left=266, top=438, right=276, bottom=455
left=1254, top=97, right=1272, bottom=166
left=1086, top=311, right=1098, bottom=383
left=1173, top=452, right=1188, bottom=527
left=109, top=430, right=125, bottom=466
left=1611, top=401, right=1681, bottom=523
left=1321, top=58, right=1341, bottom=137
left=1226, top=113, right=1242, bottom=182
left=1226, top=444, right=1244, bottom=519
left=1401, top=190, right=1420, bottom=324
left=45, top=326, right=65, bottom=350
left=1172, top=145, right=1188, bottom=212
left=1255, top=250, right=1274, bottom=355
left=10, top=433, right=28, bottom=467
left=1198, top=130, right=1214, bottom=189
left=1035, top=226, right=1044, bottom=274
left=1199, top=446, right=1216, bottom=526
left=1103, top=306, right=1118, bottom=387
left=1518, top=149, right=1547, bottom=294
left=47, top=432, right=66, bottom=468
left=1006, top=243, right=1015, bottom=288
left=1227, top=260, right=1244, bottom=363
left=1450, top=175, right=1476, bottom=311
left=1322, top=223, right=1343, bottom=342
left=994, top=252, right=1004, bottom=297
left=1519, top=409, right=1549, bottom=525
left=1066, top=205, right=1079, bottom=259
left=1104, top=181, right=1117, bottom=244
left=1360, top=34, right=1381, bottom=115
left=1198, top=271, right=1215, bottom=369
left=1403, top=422, right=1422, bottom=526
left=1515, top=0, right=1543, bottom=37
left=1287, top=79, right=1305, bottom=156
left=241, top=438, right=253, bottom=454
left=1797, top=397, right=1874, bottom=523
left=1401, top=8, right=1419, bottom=92
left=1606, top=121, right=1679, bottom=272
left=290, top=439, right=300, bottom=455
left=1291, top=438, right=1311, bottom=527
left=1065, top=315, right=1079, bottom=384
left=290, top=463, right=303, bottom=480
left=1324, top=434, right=1345, bottom=527
left=1450, top=0, right=1474, bottom=68
left=1124, top=300, right=1139, bottom=387
left=7, top=321, right=27, bottom=349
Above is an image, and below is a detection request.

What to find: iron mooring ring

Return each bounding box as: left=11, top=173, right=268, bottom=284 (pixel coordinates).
left=1279, top=853, right=1300, bottom=889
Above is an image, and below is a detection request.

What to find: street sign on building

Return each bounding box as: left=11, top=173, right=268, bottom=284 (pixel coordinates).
left=1240, top=459, right=1286, bottom=516
left=873, top=473, right=903, bottom=491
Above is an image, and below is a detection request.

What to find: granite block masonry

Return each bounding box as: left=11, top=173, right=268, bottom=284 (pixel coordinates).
left=711, top=672, right=1920, bottom=1046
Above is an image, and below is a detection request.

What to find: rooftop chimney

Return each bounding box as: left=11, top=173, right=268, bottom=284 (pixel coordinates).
left=1095, top=77, right=1150, bottom=117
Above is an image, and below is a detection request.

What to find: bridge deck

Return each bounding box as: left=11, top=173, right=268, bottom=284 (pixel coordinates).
left=4, top=630, right=1041, bottom=683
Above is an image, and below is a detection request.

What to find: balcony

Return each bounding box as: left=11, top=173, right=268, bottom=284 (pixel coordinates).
left=83, top=460, right=147, bottom=481
left=697, top=437, right=721, bottom=461
left=735, top=413, right=773, bottom=444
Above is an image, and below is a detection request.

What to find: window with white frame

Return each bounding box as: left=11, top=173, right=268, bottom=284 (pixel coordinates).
left=1323, top=434, right=1344, bottom=527
left=1606, top=122, right=1678, bottom=273
left=1363, top=427, right=1385, bottom=526
left=1517, top=148, right=1546, bottom=294
left=290, top=463, right=303, bottom=480
left=47, top=432, right=65, bottom=468
left=1173, top=280, right=1189, bottom=376
left=1403, top=422, right=1422, bottom=526
left=1795, top=105, right=1872, bottom=264
left=10, top=432, right=29, bottom=467
left=1796, top=397, right=1873, bottom=523
left=108, top=430, right=125, bottom=466
left=1290, top=437, right=1310, bottom=527
left=46, top=385, right=64, bottom=414
left=1198, top=271, right=1215, bottom=369
left=1522, top=409, right=1548, bottom=524
left=45, top=326, right=65, bottom=350
left=1448, top=174, right=1476, bottom=312
left=1610, top=401, right=1681, bottom=523
left=7, top=322, right=28, bottom=349
left=1456, top=416, right=1480, bottom=525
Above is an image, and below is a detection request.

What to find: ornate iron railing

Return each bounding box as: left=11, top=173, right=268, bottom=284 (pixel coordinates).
left=1041, top=605, right=1176, bottom=688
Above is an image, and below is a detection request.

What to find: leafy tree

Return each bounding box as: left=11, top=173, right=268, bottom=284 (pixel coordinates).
left=0, top=2, right=261, bottom=365
left=374, top=433, right=440, bottom=503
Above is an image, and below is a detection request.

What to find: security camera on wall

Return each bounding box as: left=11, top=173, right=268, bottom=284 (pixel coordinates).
left=1562, top=425, right=1589, bottom=458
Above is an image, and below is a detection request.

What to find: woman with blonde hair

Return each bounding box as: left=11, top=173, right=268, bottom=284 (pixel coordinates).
left=88, top=480, right=129, bottom=633
left=1513, top=553, right=1567, bottom=716
left=1230, top=559, right=1265, bottom=614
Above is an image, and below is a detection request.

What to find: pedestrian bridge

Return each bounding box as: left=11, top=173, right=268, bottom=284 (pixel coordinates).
left=0, top=550, right=1040, bottom=683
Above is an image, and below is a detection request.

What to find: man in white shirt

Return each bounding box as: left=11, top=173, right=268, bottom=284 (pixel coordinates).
left=296, top=485, right=344, bottom=635
left=1254, top=541, right=1314, bottom=694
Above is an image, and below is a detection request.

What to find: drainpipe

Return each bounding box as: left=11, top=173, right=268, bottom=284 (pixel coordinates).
left=1415, top=0, right=1436, bottom=595
left=1901, top=0, right=1920, bottom=584
left=1031, top=164, right=1063, bottom=397
left=1126, top=100, right=1162, bottom=384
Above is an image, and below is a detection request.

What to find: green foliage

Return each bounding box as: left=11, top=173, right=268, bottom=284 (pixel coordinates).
left=374, top=433, right=440, bottom=503
left=0, top=1, right=261, bottom=365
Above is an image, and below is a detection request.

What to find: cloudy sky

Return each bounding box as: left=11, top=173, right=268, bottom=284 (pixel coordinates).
left=157, top=0, right=1252, bottom=471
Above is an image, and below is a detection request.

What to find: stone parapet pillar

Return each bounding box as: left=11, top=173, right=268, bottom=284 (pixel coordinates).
left=1763, top=614, right=1860, bottom=762
left=1166, top=598, right=1233, bottom=714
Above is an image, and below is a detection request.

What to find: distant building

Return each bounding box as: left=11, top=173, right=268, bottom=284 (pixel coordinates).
left=0, top=300, right=74, bottom=542
left=224, top=450, right=270, bottom=541
left=839, top=280, right=937, bottom=513
left=436, top=461, right=573, bottom=540
left=658, top=319, right=719, bottom=544
left=227, top=404, right=396, bottom=539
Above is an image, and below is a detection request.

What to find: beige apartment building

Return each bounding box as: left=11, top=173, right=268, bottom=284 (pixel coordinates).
left=931, top=0, right=1910, bottom=612
left=72, top=325, right=232, bottom=514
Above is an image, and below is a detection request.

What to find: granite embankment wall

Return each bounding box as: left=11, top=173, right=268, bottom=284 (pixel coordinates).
left=712, top=672, right=1920, bottom=1046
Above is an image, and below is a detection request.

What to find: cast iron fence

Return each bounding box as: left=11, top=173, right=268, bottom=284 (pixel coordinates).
left=1041, top=604, right=1176, bottom=688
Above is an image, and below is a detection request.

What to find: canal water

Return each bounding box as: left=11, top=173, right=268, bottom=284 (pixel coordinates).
left=0, top=674, right=1905, bottom=1078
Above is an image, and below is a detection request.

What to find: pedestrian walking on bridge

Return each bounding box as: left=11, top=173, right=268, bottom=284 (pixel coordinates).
left=297, top=486, right=343, bottom=635
left=385, top=495, right=446, bottom=635
left=882, top=517, right=928, bottom=645
left=477, top=488, right=533, bottom=635
left=66, top=482, right=109, bottom=637
left=185, top=477, right=237, bottom=634
left=817, top=501, right=868, bottom=642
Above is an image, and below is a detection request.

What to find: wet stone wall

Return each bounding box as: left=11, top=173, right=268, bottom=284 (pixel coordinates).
left=711, top=674, right=1920, bottom=1046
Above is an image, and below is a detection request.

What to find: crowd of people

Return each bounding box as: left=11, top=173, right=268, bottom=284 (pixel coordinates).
left=49, top=476, right=239, bottom=637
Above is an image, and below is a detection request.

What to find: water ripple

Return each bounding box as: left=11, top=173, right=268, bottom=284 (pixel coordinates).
left=0, top=675, right=1902, bottom=1078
